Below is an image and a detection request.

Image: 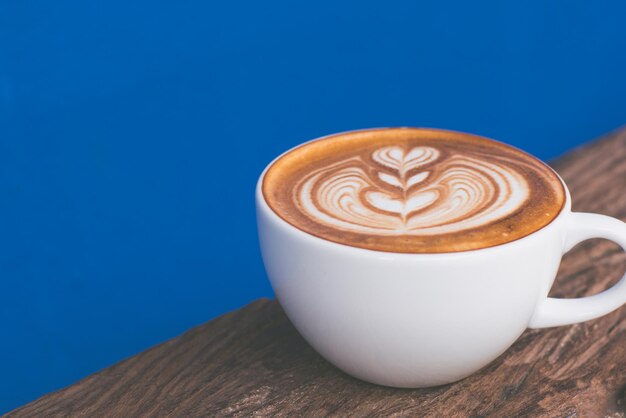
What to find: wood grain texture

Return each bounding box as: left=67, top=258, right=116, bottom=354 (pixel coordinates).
left=7, top=128, right=626, bottom=418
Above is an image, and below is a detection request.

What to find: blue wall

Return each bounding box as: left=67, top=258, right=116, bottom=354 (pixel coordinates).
left=1, top=0, right=626, bottom=412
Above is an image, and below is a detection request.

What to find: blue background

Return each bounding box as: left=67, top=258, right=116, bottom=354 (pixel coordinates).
left=1, top=0, right=626, bottom=412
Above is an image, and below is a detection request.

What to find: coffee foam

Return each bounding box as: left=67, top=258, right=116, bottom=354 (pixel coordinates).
left=262, top=128, right=565, bottom=253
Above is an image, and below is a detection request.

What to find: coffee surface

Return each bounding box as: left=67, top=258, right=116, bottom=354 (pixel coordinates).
left=262, top=128, right=565, bottom=253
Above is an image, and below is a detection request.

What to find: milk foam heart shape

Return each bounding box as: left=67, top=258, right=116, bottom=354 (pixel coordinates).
left=294, top=145, right=531, bottom=236
left=372, top=146, right=440, bottom=175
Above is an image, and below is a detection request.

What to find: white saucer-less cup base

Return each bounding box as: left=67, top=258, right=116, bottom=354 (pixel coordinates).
left=256, top=176, right=626, bottom=388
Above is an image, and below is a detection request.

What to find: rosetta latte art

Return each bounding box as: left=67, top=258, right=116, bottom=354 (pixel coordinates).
left=263, top=128, right=565, bottom=252
left=296, top=146, right=530, bottom=235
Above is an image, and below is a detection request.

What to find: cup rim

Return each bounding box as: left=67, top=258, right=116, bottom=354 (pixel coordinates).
left=256, top=127, right=571, bottom=258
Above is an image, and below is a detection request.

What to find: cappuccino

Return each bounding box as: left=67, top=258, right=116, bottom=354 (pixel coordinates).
left=262, top=128, right=565, bottom=253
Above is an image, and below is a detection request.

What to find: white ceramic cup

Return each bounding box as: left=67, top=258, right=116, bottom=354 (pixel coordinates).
left=255, top=140, right=626, bottom=388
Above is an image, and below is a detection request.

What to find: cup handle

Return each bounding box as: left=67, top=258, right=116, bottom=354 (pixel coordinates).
left=528, top=212, right=626, bottom=329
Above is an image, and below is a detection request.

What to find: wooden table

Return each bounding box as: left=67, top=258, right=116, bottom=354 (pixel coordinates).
left=7, top=129, right=626, bottom=417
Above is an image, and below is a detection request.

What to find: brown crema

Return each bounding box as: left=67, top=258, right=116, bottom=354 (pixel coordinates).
left=262, top=128, right=566, bottom=253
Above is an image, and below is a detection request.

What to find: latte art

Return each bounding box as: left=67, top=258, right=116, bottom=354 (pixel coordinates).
left=298, top=146, right=529, bottom=236
left=262, top=128, right=565, bottom=253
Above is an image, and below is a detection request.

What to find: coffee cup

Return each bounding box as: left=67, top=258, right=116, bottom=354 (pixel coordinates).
left=255, top=128, right=626, bottom=387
